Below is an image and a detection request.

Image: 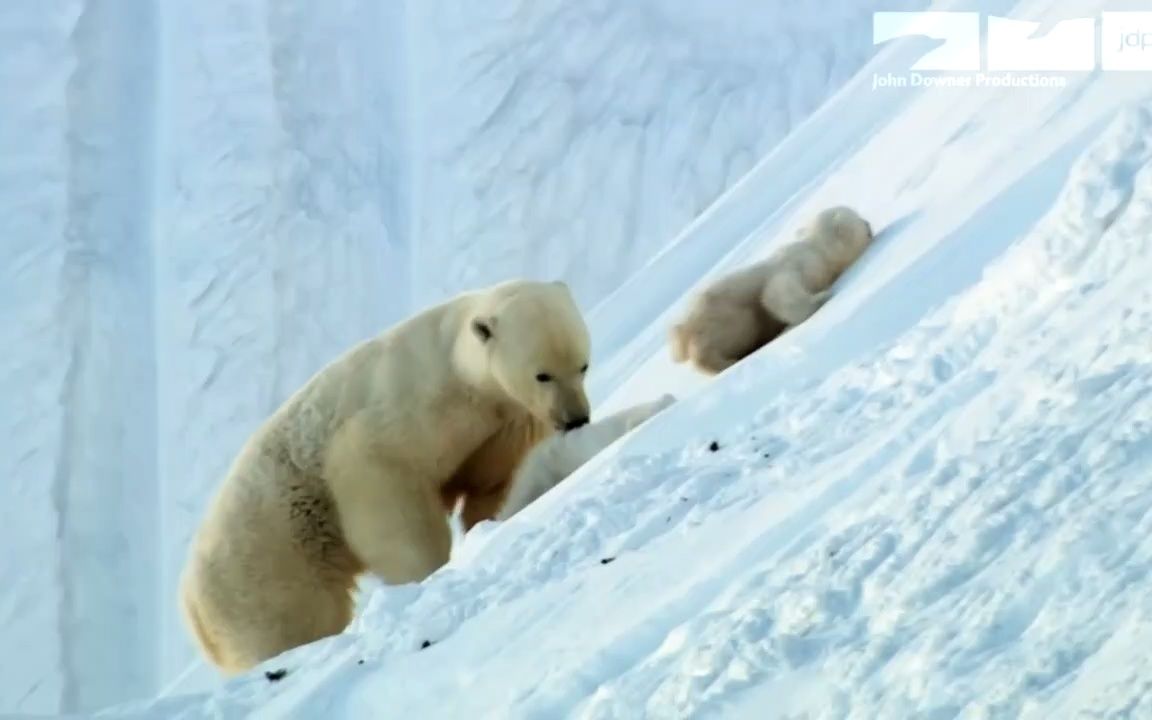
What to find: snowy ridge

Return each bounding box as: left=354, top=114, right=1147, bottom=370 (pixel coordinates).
left=114, top=90, right=1152, bottom=720
left=90, top=0, right=1152, bottom=712
left=573, top=101, right=1152, bottom=719
left=17, top=0, right=1152, bottom=715
left=586, top=0, right=1143, bottom=422
left=577, top=19, right=940, bottom=410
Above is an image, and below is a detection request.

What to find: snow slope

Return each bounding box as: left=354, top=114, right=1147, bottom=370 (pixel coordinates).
left=93, top=0, right=1152, bottom=717
left=2, top=0, right=911, bottom=714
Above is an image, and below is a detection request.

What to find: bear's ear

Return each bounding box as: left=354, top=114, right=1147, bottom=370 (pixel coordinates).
left=472, top=317, right=495, bottom=343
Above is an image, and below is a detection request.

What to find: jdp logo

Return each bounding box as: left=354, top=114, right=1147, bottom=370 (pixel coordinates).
left=871, top=11, right=1152, bottom=88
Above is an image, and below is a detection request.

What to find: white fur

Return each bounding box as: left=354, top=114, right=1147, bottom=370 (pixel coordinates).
left=498, top=393, right=677, bottom=520
left=670, top=205, right=873, bottom=375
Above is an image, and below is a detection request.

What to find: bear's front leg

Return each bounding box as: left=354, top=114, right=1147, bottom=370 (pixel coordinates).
left=325, top=416, right=452, bottom=585
left=459, top=485, right=512, bottom=532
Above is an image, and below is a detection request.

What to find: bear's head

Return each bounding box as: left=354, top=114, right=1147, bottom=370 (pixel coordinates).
left=809, top=206, right=874, bottom=259
left=470, top=280, right=592, bottom=432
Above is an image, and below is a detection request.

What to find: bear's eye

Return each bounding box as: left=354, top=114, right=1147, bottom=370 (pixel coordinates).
left=580, top=363, right=589, bottom=374
left=535, top=373, right=552, bottom=383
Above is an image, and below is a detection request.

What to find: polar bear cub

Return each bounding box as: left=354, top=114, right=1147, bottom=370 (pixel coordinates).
left=497, top=393, right=677, bottom=520
left=670, top=205, right=873, bottom=375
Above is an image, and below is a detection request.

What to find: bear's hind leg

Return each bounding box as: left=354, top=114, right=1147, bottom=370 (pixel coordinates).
left=248, top=584, right=351, bottom=670
left=230, top=581, right=353, bottom=673
left=185, top=565, right=354, bottom=675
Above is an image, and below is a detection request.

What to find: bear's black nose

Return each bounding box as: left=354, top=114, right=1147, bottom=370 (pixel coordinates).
left=563, top=416, right=589, bottom=432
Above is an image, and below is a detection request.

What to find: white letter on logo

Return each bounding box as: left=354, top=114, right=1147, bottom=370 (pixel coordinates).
left=986, top=16, right=1096, bottom=71
left=873, top=12, right=980, bottom=72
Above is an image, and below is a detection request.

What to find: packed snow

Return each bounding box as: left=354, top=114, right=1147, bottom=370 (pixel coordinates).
left=8, top=0, right=1152, bottom=717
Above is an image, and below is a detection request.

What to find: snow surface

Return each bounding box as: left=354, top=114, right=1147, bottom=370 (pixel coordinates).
left=1, top=0, right=908, bottom=715
left=88, top=0, right=1152, bottom=716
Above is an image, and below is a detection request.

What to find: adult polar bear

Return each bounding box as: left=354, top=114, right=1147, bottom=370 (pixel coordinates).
left=670, top=205, right=873, bottom=375
left=181, top=279, right=592, bottom=675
